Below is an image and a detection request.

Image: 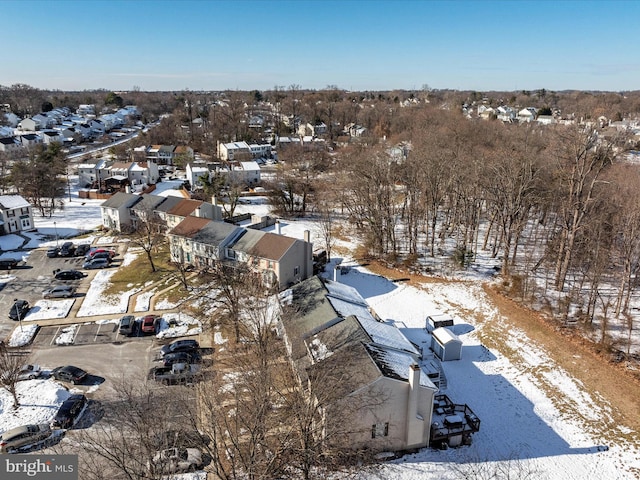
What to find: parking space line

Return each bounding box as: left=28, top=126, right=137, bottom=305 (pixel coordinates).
left=93, top=323, right=101, bottom=342
left=73, top=324, right=81, bottom=344
left=49, top=326, right=61, bottom=346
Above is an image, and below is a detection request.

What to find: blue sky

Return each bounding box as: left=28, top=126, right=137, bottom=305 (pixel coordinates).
left=3, top=0, right=639, bottom=92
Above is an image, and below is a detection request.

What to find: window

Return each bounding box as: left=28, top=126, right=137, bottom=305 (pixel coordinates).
left=294, top=265, right=300, bottom=275
left=371, top=422, right=389, bottom=439
left=7, top=210, right=14, bottom=217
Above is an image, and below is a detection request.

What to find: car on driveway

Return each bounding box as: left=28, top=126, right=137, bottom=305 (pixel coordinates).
left=18, top=364, right=42, bottom=381
left=0, top=424, right=52, bottom=453
left=42, top=285, right=75, bottom=299
left=9, top=300, right=30, bottom=321
left=148, top=447, right=203, bottom=474
left=50, top=365, right=88, bottom=384
left=46, top=247, right=60, bottom=258
left=160, top=339, right=200, bottom=357
left=55, top=269, right=85, bottom=280
left=141, top=315, right=158, bottom=334
left=51, top=394, right=87, bottom=429
left=83, top=258, right=110, bottom=269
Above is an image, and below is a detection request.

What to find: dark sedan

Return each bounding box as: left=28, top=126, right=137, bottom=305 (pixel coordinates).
left=50, top=365, right=88, bottom=385
left=51, top=394, right=87, bottom=429
left=54, top=269, right=85, bottom=280
left=8, top=300, right=30, bottom=321
left=160, top=339, right=200, bottom=357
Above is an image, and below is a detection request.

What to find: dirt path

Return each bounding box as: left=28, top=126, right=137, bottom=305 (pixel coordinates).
left=363, top=259, right=640, bottom=442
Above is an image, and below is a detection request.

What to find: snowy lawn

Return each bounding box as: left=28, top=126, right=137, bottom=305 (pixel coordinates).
left=24, top=299, right=75, bottom=320
left=76, top=269, right=140, bottom=317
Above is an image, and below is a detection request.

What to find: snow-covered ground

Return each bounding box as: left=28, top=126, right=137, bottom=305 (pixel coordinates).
left=0, top=177, right=638, bottom=478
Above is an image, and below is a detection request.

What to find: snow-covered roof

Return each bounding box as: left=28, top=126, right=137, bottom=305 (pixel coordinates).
left=326, top=295, right=373, bottom=321
left=240, top=161, right=260, bottom=171
left=357, top=316, right=419, bottom=355
left=432, top=327, right=461, bottom=345
left=0, top=195, right=30, bottom=209
left=366, top=344, right=437, bottom=389
left=324, top=279, right=367, bottom=306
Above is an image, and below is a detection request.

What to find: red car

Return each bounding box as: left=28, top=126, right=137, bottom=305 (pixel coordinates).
left=140, top=315, right=158, bottom=334
left=88, top=248, right=116, bottom=259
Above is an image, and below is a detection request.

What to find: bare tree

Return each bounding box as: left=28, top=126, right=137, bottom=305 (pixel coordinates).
left=126, top=204, right=168, bottom=273
left=0, top=342, right=28, bottom=410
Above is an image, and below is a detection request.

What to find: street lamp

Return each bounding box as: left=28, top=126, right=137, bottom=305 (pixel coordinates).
left=53, top=221, right=58, bottom=247
left=14, top=298, right=23, bottom=332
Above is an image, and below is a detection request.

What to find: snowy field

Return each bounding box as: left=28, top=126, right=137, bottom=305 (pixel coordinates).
left=0, top=176, right=638, bottom=478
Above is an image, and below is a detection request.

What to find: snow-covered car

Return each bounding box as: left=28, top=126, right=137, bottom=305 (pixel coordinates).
left=42, top=285, right=75, bottom=299
left=0, top=424, right=51, bottom=453
left=17, top=364, right=42, bottom=381
left=148, top=447, right=203, bottom=474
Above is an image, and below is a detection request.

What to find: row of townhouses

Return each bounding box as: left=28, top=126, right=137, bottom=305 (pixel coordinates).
left=100, top=192, right=313, bottom=289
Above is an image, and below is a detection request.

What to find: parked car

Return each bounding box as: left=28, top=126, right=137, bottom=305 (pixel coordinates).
left=0, top=257, right=19, bottom=270
left=74, top=244, right=91, bottom=257
left=82, top=258, right=109, bottom=269
left=51, top=394, right=87, bottom=429
left=42, top=285, right=75, bottom=299
left=50, top=365, right=88, bottom=384
left=150, top=363, right=202, bottom=385
left=8, top=300, right=30, bottom=321
left=118, top=315, right=136, bottom=336
left=160, top=339, right=200, bottom=357
left=91, top=251, right=113, bottom=263
left=0, top=424, right=51, bottom=453
left=148, top=447, right=203, bottom=474
left=140, top=315, right=158, bottom=334
left=59, top=241, right=76, bottom=257
left=87, top=248, right=116, bottom=259
left=17, top=364, right=42, bottom=381
left=162, top=351, right=201, bottom=367
left=46, top=247, right=60, bottom=258
left=55, top=269, right=85, bottom=280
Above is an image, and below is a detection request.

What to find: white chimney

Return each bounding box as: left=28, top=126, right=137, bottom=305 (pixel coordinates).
left=334, top=264, right=340, bottom=282
left=406, top=363, right=424, bottom=448
left=211, top=195, right=217, bottom=206
left=304, top=230, right=310, bottom=243
left=275, top=220, right=281, bottom=235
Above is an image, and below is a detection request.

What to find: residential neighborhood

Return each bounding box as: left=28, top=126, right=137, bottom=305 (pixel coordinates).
left=2, top=2, right=640, bottom=478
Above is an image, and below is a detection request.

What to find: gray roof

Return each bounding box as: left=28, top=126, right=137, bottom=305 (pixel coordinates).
left=192, top=220, right=241, bottom=247
left=100, top=192, right=141, bottom=209
left=153, top=196, right=183, bottom=213
left=131, top=193, right=168, bottom=213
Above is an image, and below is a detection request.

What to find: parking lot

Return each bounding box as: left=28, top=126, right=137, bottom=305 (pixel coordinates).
left=0, top=244, right=123, bottom=339
left=32, top=321, right=156, bottom=347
